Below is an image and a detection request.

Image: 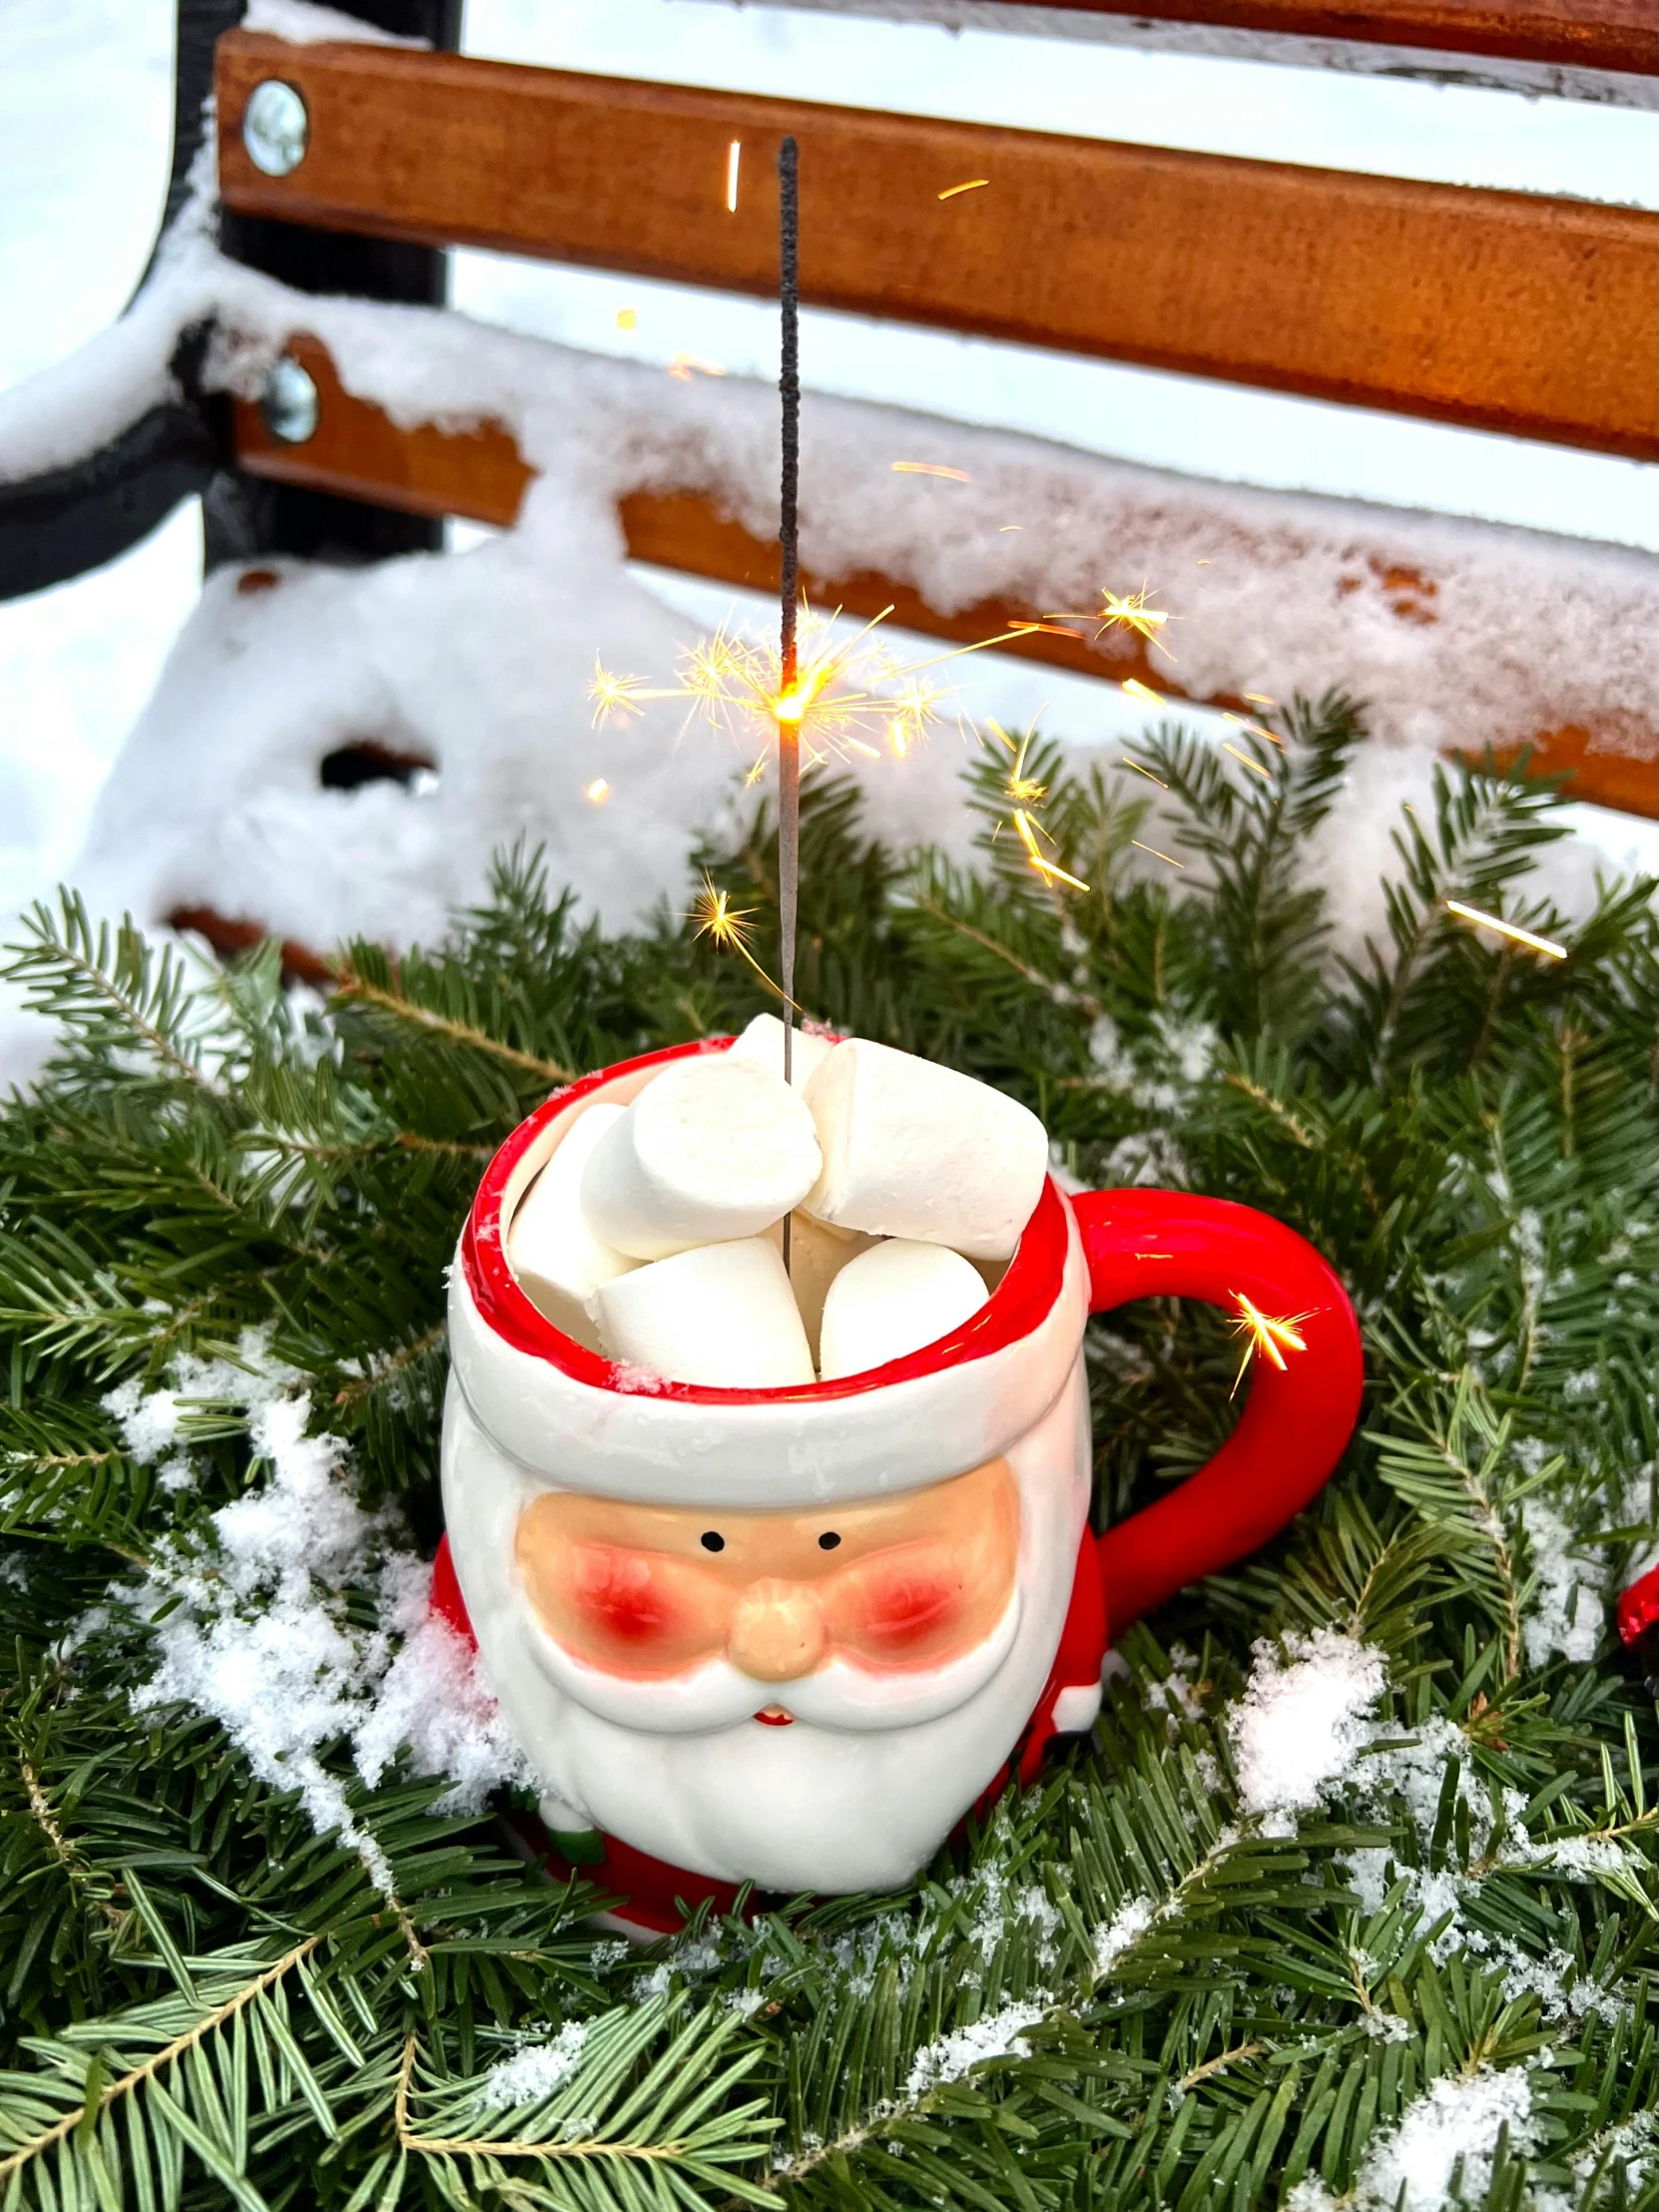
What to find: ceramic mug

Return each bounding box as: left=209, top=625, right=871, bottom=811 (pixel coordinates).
left=439, top=1036, right=1363, bottom=1922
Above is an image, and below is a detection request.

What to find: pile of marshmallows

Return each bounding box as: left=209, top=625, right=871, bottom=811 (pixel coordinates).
left=507, top=1015, right=1050, bottom=1388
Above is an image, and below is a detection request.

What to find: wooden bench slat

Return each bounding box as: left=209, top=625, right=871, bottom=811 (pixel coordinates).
left=217, top=34, right=1657, bottom=459
left=230, top=338, right=1657, bottom=820
left=916, top=1, right=1656, bottom=77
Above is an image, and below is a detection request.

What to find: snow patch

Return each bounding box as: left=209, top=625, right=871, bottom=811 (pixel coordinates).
left=1229, top=1629, right=1386, bottom=1824
left=1093, top=1895, right=1156, bottom=1977
left=243, top=0, right=431, bottom=44
left=130, top=1357, right=528, bottom=1896
left=1519, top=1497, right=1603, bottom=1666
left=1356, top=2066, right=1537, bottom=2212
left=905, top=1998, right=1049, bottom=2093
left=483, top=2020, right=591, bottom=2110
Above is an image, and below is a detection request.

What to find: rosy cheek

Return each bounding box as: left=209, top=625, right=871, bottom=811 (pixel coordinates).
left=854, top=1572, right=960, bottom=1653
left=570, top=1550, right=679, bottom=1646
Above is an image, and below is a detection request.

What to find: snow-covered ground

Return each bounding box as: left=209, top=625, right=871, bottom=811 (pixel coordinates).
left=0, top=0, right=1654, bottom=976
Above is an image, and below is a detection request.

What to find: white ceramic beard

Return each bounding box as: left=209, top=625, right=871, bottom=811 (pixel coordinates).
left=441, top=1368, right=1089, bottom=1894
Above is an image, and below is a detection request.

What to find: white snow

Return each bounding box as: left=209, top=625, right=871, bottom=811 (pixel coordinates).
left=1228, top=1629, right=1387, bottom=1826
left=1, top=0, right=1654, bottom=1095
left=243, top=0, right=430, bottom=45
left=905, top=1998, right=1049, bottom=2093
left=1355, top=2066, right=1538, bottom=2212
left=483, top=2019, right=591, bottom=2109
left=102, top=1327, right=301, bottom=1464
left=1519, top=1497, right=1604, bottom=1667
left=1092, top=1895, right=1156, bottom=1978
left=128, top=1349, right=528, bottom=1896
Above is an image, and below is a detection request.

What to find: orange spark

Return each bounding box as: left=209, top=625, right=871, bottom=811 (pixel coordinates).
left=1120, top=756, right=1169, bottom=790
left=726, top=140, right=742, bottom=213
left=1228, top=1291, right=1315, bottom=1394
left=691, top=874, right=789, bottom=1005
left=1445, top=900, right=1567, bottom=960
left=1244, top=691, right=1279, bottom=708
left=1132, top=840, right=1184, bottom=868
left=1097, top=588, right=1170, bottom=645
left=1122, top=678, right=1165, bottom=709
left=891, top=461, right=971, bottom=481
left=1014, top=809, right=1089, bottom=892
left=1222, top=741, right=1274, bottom=782
left=938, top=178, right=989, bottom=200
left=1222, top=712, right=1284, bottom=747
left=667, top=352, right=727, bottom=381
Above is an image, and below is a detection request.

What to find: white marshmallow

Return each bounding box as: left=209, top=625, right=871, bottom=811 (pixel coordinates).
left=506, top=1104, right=637, bottom=1351
left=764, top=1211, right=876, bottom=1366
left=818, top=1239, right=989, bottom=1382
left=580, top=1055, right=823, bottom=1262
left=803, top=1038, right=1049, bottom=1261
left=594, top=1238, right=816, bottom=1388
left=728, top=1011, right=838, bottom=1092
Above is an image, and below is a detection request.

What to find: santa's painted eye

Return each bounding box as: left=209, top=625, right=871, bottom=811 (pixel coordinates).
left=818, top=1531, right=841, bottom=1550
left=700, top=1531, right=726, bottom=1553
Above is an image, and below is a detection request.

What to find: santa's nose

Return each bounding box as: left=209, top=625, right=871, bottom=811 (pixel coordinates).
left=727, top=1579, right=828, bottom=1682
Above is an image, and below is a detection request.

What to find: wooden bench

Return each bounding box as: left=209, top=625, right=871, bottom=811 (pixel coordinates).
left=212, top=18, right=1656, bottom=818
left=1, top=0, right=1654, bottom=835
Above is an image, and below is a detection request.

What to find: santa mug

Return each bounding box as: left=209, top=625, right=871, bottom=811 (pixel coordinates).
left=438, top=1037, right=1363, bottom=1930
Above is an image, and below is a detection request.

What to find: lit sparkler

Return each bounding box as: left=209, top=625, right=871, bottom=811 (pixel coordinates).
left=1228, top=1291, right=1315, bottom=1395
left=590, top=605, right=965, bottom=771
left=1445, top=900, right=1568, bottom=961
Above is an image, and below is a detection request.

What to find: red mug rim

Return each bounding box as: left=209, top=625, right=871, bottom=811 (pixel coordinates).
left=460, top=1037, right=1068, bottom=1405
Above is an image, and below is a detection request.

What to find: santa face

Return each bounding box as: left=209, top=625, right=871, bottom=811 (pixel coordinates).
left=441, top=1365, right=1090, bottom=1893
left=514, top=1457, right=1020, bottom=1710
left=441, top=1040, right=1098, bottom=1893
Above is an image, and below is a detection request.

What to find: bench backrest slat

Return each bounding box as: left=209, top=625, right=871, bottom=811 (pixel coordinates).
left=217, top=33, right=1657, bottom=457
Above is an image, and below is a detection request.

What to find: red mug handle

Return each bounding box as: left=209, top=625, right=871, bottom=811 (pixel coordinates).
left=1072, top=1189, right=1364, bottom=1634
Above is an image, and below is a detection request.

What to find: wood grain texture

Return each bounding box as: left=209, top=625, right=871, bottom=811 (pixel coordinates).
left=962, top=0, right=1656, bottom=75
left=216, top=33, right=1658, bottom=458
left=231, top=342, right=1657, bottom=818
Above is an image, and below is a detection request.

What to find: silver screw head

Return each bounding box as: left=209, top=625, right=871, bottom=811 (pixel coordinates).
left=242, top=80, right=308, bottom=177
left=261, top=355, right=319, bottom=445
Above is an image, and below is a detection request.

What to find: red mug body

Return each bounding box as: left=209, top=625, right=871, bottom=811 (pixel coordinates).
left=441, top=1038, right=1362, bottom=1897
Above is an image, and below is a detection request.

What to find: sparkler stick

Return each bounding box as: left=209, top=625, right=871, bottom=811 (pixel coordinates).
left=777, top=136, right=802, bottom=1271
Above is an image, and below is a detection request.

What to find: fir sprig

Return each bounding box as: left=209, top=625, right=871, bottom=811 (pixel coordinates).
left=1, top=700, right=1655, bottom=2209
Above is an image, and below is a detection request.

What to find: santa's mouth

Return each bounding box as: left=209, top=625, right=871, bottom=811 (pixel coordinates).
left=754, top=1706, right=795, bottom=1726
